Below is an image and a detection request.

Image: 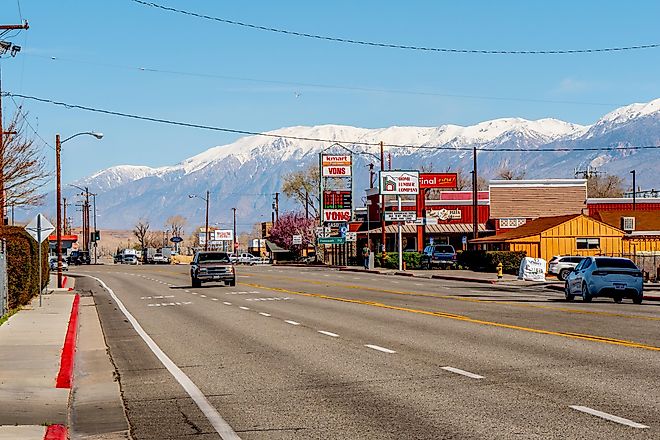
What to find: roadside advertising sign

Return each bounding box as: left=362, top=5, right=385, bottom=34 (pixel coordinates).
left=379, top=171, right=419, bottom=195
left=323, top=209, right=351, bottom=223
left=345, top=232, right=357, bottom=242
left=321, top=154, right=352, bottom=177
left=419, top=173, right=458, bottom=189
left=170, top=236, right=184, bottom=243
left=427, top=208, right=462, bottom=221
left=292, top=235, right=302, bottom=245
left=323, top=190, right=352, bottom=210
left=384, top=211, right=417, bottom=222
left=214, top=229, right=234, bottom=241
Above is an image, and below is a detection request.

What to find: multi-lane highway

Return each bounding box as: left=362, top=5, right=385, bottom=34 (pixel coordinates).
left=75, top=264, right=660, bottom=439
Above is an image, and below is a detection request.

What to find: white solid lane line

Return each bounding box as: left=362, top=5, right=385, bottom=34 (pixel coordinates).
left=569, top=406, right=649, bottom=429
left=223, top=302, right=232, bottom=305
left=87, top=275, right=241, bottom=439
left=284, top=320, right=300, bottom=326
left=441, top=366, right=484, bottom=379
left=317, top=330, right=339, bottom=338
left=365, top=344, right=396, bottom=354
left=239, top=306, right=250, bottom=310
left=259, top=312, right=271, bottom=317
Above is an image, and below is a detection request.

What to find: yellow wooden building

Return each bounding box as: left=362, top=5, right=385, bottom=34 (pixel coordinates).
left=471, top=214, right=625, bottom=262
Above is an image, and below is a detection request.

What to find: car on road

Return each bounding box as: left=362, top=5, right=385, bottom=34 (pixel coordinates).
left=421, top=244, right=457, bottom=269
left=190, top=251, right=236, bottom=288
left=153, top=252, right=170, bottom=264
left=564, top=256, right=643, bottom=304
left=122, top=254, right=138, bottom=265
left=67, top=250, right=91, bottom=265
left=237, top=253, right=261, bottom=265
left=548, top=255, right=586, bottom=281
left=49, top=256, right=68, bottom=271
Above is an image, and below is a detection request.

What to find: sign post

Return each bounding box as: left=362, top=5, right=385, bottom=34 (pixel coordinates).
left=379, top=171, right=419, bottom=271
left=25, top=213, right=55, bottom=307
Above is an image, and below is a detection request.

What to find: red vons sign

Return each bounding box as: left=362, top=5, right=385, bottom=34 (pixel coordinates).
left=323, top=209, right=351, bottom=222
left=419, top=173, right=458, bottom=189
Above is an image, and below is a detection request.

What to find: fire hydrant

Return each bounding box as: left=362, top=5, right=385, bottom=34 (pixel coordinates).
left=496, top=262, right=503, bottom=280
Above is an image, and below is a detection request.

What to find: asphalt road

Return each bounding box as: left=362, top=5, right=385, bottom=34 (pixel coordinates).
left=75, top=263, right=660, bottom=439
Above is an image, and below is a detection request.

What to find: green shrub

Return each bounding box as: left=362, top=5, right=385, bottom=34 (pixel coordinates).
left=0, top=226, right=49, bottom=310
left=457, top=250, right=525, bottom=274
left=375, top=252, right=422, bottom=270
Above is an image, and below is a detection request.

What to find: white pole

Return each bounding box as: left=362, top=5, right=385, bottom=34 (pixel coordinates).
left=397, top=195, right=403, bottom=271
left=37, top=214, right=42, bottom=307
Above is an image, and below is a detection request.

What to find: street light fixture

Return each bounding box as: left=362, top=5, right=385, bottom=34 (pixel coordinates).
left=56, top=132, right=103, bottom=288
left=189, top=190, right=210, bottom=251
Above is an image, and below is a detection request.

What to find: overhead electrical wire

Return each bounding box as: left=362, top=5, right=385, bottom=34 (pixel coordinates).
left=26, top=54, right=620, bottom=107
left=4, top=91, right=659, bottom=153
left=130, top=0, right=660, bottom=55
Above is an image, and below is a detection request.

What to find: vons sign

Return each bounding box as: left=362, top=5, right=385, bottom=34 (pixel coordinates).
left=322, top=155, right=352, bottom=177
left=323, top=209, right=351, bottom=222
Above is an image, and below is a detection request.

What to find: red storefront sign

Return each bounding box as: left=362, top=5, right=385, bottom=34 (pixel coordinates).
left=419, top=173, right=458, bottom=189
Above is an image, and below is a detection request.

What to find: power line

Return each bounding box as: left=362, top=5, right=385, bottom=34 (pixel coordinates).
left=7, top=94, right=55, bottom=150
left=131, top=0, right=660, bottom=55
left=25, top=53, right=620, bottom=107
left=4, top=91, right=660, bottom=153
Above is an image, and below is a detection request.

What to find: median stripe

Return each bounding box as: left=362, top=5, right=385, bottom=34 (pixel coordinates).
left=365, top=344, right=396, bottom=354
left=442, top=366, right=483, bottom=379
left=570, top=406, right=648, bottom=429
left=318, top=330, right=339, bottom=338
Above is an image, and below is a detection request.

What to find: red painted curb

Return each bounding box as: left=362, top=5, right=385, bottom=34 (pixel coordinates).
left=44, top=424, right=67, bottom=440
left=56, top=294, right=80, bottom=389
left=62, top=276, right=68, bottom=287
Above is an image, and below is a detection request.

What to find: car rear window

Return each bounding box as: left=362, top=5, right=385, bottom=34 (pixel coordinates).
left=435, top=245, right=454, bottom=253
left=595, top=258, right=637, bottom=269
left=198, top=252, right=230, bottom=263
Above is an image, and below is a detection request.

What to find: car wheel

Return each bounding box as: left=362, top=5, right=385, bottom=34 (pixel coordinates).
left=191, top=277, right=201, bottom=288
left=581, top=283, right=592, bottom=302
left=228, top=279, right=236, bottom=287
left=613, top=295, right=623, bottom=304
left=632, top=294, right=643, bottom=305
left=564, top=282, right=574, bottom=301
left=558, top=268, right=571, bottom=281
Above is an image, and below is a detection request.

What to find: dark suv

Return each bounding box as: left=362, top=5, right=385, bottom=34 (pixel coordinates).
left=190, top=251, right=236, bottom=288
left=421, top=245, right=457, bottom=269
left=67, top=250, right=91, bottom=265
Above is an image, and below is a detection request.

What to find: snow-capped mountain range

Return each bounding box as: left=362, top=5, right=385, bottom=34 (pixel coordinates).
left=41, top=98, right=660, bottom=231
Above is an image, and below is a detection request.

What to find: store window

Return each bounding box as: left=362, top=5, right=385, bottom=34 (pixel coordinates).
left=576, top=238, right=600, bottom=250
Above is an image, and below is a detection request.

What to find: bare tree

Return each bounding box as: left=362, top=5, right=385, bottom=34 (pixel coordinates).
left=445, top=166, right=487, bottom=191
left=1, top=108, right=49, bottom=208
left=587, top=173, right=625, bottom=198
left=495, top=160, right=527, bottom=180
left=145, top=231, right=163, bottom=248
left=281, top=164, right=319, bottom=217
left=166, top=215, right=187, bottom=238
left=133, top=220, right=150, bottom=250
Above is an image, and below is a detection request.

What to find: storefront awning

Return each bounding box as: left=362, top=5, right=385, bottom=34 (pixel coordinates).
left=360, top=223, right=492, bottom=234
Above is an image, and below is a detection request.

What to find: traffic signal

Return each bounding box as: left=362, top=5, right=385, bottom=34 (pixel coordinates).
left=91, top=231, right=101, bottom=242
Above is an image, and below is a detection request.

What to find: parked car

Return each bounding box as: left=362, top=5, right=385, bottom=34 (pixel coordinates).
left=122, top=254, right=138, bottom=265
left=237, top=253, right=261, bottom=265
left=49, top=256, right=68, bottom=271
left=548, top=255, right=586, bottom=281
left=565, top=256, right=643, bottom=304
left=113, top=254, right=123, bottom=264
left=153, top=253, right=170, bottom=264
left=67, top=250, right=91, bottom=265
left=421, top=245, right=457, bottom=269
left=190, top=251, right=236, bottom=287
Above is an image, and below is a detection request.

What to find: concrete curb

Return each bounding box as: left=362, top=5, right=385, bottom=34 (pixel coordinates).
left=56, top=294, right=80, bottom=389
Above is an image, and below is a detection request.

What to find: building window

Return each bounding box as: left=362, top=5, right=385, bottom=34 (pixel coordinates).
left=576, top=238, right=600, bottom=250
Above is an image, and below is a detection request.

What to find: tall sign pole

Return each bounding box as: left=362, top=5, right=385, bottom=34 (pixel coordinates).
left=472, top=146, right=479, bottom=245
left=56, top=134, right=63, bottom=288
left=380, top=141, right=386, bottom=258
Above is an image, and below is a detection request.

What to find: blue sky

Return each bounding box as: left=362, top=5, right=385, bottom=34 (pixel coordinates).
left=2, top=0, right=659, bottom=186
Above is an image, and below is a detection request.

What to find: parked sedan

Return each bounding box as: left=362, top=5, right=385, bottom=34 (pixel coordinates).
left=122, top=254, right=138, bottom=265
left=548, top=255, right=585, bottom=281
left=565, top=257, right=643, bottom=304
left=49, top=256, right=69, bottom=271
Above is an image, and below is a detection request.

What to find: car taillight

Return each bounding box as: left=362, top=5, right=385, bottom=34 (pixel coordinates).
left=452, top=255, right=457, bottom=260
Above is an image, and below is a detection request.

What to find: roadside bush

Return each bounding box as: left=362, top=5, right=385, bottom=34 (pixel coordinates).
left=457, top=250, right=525, bottom=274
left=375, top=252, right=422, bottom=270
left=0, top=226, right=49, bottom=310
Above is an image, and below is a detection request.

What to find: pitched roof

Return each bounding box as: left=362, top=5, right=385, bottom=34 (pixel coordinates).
left=592, top=210, right=660, bottom=232
left=471, top=214, right=580, bottom=243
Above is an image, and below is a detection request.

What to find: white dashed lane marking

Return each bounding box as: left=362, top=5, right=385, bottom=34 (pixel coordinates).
left=239, top=306, right=250, bottom=310
left=284, top=320, right=300, bottom=326
left=223, top=302, right=232, bottom=305
left=569, top=406, right=649, bottom=429
left=365, top=344, right=396, bottom=354
left=442, top=366, right=484, bottom=379
left=211, top=298, right=219, bottom=301
left=318, top=330, right=339, bottom=338
left=200, top=294, right=207, bottom=298
left=259, top=312, right=271, bottom=317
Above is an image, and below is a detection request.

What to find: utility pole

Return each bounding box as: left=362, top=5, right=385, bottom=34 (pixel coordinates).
left=205, top=190, right=210, bottom=251
left=305, top=190, right=309, bottom=219
left=274, top=192, right=279, bottom=222
left=631, top=170, right=636, bottom=211
left=56, top=134, right=63, bottom=288
left=92, top=193, right=97, bottom=264
left=472, top=146, right=479, bottom=245
left=63, top=197, right=68, bottom=235
left=368, top=163, right=375, bottom=189
left=232, top=207, right=237, bottom=253
left=380, top=141, right=386, bottom=257
left=0, top=22, right=28, bottom=224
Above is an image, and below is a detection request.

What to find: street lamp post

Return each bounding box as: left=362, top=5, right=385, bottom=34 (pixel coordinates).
left=189, top=191, right=210, bottom=251
left=232, top=208, right=237, bottom=253
left=56, top=132, right=103, bottom=288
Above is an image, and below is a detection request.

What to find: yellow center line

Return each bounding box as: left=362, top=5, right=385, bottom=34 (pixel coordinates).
left=240, top=281, right=660, bottom=352
left=248, top=272, right=660, bottom=322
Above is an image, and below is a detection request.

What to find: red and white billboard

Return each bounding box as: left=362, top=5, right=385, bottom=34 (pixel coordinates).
left=322, top=154, right=352, bottom=177
left=419, top=173, right=458, bottom=189
left=323, top=209, right=351, bottom=222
